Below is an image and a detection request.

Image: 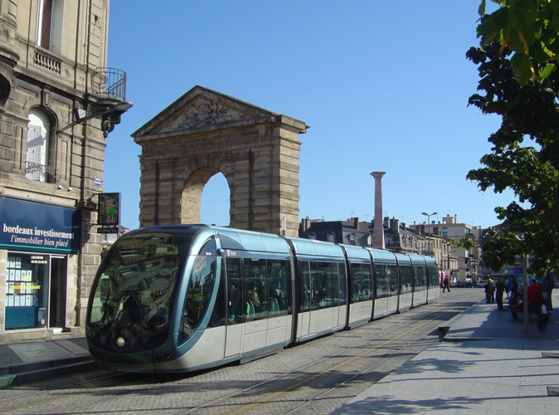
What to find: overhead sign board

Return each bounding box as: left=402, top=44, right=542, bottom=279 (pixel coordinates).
left=0, top=197, right=81, bottom=254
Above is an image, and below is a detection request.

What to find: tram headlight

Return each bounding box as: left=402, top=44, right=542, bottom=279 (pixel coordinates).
left=116, top=337, right=126, bottom=347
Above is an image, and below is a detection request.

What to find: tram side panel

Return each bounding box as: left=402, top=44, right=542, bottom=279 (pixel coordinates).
left=371, top=263, right=399, bottom=319
left=410, top=255, right=429, bottom=307
left=341, top=245, right=375, bottom=329
left=426, top=258, right=441, bottom=302
left=224, top=254, right=292, bottom=359
left=394, top=253, right=413, bottom=311
left=367, top=249, right=399, bottom=319
left=285, top=238, right=349, bottom=343
left=295, top=259, right=347, bottom=341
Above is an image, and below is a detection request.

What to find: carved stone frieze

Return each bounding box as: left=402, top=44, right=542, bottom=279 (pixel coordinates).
left=166, top=96, right=249, bottom=132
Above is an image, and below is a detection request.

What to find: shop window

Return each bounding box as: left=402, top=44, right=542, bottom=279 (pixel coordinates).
left=26, top=109, right=55, bottom=182
left=4, top=254, right=48, bottom=330
left=36, top=0, right=65, bottom=55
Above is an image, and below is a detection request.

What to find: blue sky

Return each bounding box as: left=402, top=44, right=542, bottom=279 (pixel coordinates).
left=104, top=0, right=509, bottom=231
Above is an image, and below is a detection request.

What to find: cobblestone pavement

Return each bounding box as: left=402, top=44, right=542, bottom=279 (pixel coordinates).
left=0, top=289, right=484, bottom=415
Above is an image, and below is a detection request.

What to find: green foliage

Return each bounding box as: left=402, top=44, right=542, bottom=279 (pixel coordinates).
left=468, top=7, right=559, bottom=275
left=477, top=0, right=559, bottom=84
left=449, top=234, right=476, bottom=250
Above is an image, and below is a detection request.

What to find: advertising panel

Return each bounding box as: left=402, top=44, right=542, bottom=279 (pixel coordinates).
left=0, top=197, right=81, bottom=254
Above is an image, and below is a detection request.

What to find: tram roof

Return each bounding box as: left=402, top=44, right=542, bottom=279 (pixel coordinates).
left=393, top=252, right=412, bottom=265
left=285, top=237, right=345, bottom=259
left=212, top=226, right=291, bottom=254
left=339, top=244, right=371, bottom=261
left=409, top=254, right=428, bottom=265
left=366, top=248, right=397, bottom=263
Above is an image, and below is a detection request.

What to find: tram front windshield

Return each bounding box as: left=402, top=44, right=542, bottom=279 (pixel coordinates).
left=87, top=232, right=188, bottom=352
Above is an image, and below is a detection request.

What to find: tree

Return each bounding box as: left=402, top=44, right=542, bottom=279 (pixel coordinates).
left=477, top=0, right=559, bottom=84
left=467, top=1, right=559, bottom=275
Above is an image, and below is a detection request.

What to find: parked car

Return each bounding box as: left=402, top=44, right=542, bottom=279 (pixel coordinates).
left=476, top=279, right=487, bottom=288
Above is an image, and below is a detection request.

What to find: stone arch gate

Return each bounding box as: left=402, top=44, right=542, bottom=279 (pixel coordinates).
left=132, top=86, right=308, bottom=237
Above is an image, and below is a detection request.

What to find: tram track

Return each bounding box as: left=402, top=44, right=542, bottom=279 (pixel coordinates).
left=0, top=291, right=483, bottom=415
left=181, top=295, right=479, bottom=415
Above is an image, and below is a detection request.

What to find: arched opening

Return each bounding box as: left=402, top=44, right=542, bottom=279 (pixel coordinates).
left=181, top=168, right=231, bottom=226
left=201, top=173, right=231, bottom=226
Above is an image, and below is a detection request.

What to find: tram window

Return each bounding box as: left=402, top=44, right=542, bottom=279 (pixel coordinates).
left=375, top=263, right=398, bottom=298
left=299, top=261, right=311, bottom=312
left=414, top=266, right=427, bottom=291
left=268, top=259, right=289, bottom=314
left=181, top=238, right=217, bottom=340
left=244, top=258, right=268, bottom=320
left=226, top=258, right=242, bottom=324
left=400, top=266, right=413, bottom=294
left=316, top=262, right=342, bottom=309
left=209, top=261, right=226, bottom=327
left=316, top=262, right=330, bottom=308
left=309, top=262, right=320, bottom=310
left=351, top=263, right=372, bottom=302
left=338, top=263, right=347, bottom=305
left=427, top=265, right=439, bottom=287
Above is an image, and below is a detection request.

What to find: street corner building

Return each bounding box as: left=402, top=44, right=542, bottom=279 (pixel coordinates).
left=0, top=1, right=130, bottom=343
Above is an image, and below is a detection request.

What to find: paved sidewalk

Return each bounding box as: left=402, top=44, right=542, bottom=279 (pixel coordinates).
left=0, top=337, right=89, bottom=369
left=0, top=336, right=91, bottom=387
left=333, top=291, right=559, bottom=414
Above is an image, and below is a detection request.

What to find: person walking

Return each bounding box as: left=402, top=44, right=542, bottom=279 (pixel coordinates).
left=485, top=278, right=495, bottom=303
left=542, top=274, right=553, bottom=313
left=528, top=279, right=547, bottom=329
left=443, top=276, right=451, bottom=293
left=495, top=277, right=505, bottom=311
left=509, top=275, right=519, bottom=320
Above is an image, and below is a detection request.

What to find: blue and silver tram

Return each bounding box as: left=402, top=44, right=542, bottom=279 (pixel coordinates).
left=86, top=224, right=440, bottom=373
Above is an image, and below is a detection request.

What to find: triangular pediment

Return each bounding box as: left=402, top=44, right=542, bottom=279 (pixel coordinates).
left=132, top=86, right=277, bottom=140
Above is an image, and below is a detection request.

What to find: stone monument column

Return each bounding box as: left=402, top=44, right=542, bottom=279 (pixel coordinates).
left=371, top=171, right=386, bottom=249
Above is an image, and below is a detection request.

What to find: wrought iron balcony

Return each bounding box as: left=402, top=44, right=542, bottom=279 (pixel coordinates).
left=58, top=67, right=132, bottom=137
left=25, top=162, right=56, bottom=182
left=91, top=67, right=127, bottom=101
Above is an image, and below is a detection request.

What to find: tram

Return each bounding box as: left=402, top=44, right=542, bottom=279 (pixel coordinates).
left=86, top=224, right=439, bottom=373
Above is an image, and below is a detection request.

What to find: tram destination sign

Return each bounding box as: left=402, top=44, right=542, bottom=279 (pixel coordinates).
left=97, top=193, right=121, bottom=226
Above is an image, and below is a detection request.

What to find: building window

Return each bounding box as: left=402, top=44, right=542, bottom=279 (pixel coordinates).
left=26, top=109, right=54, bottom=182
left=36, top=0, right=65, bottom=55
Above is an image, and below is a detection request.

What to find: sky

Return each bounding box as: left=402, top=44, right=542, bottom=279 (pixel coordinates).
left=103, top=0, right=510, bottom=231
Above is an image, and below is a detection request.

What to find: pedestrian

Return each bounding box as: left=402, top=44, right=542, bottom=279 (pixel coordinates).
left=443, top=276, right=451, bottom=293
left=542, top=274, right=553, bottom=313
left=485, top=278, right=495, bottom=303
left=495, top=277, right=505, bottom=311
left=509, top=275, right=519, bottom=320
left=527, top=279, right=547, bottom=329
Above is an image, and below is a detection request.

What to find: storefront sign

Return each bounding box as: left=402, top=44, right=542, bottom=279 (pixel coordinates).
left=0, top=197, right=81, bottom=253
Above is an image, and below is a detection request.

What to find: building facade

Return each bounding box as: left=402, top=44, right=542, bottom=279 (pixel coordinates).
left=300, top=216, right=462, bottom=285
left=410, top=215, right=482, bottom=283
left=0, top=0, right=129, bottom=343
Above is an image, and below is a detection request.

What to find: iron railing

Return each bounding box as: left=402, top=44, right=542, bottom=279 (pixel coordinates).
left=91, top=67, right=127, bottom=100
left=25, top=162, right=57, bottom=182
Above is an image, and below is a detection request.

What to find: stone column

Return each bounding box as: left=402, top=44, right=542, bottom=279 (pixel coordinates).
left=371, top=171, right=386, bottom=249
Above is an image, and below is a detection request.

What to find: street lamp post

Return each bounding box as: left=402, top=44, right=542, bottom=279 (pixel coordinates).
left=421, top=211, right=437, bottom=258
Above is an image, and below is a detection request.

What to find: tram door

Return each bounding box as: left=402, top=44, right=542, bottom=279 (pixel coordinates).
left=224, top=257, right=243, bottom=358
left=298, top=261, right=318, bottom=338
